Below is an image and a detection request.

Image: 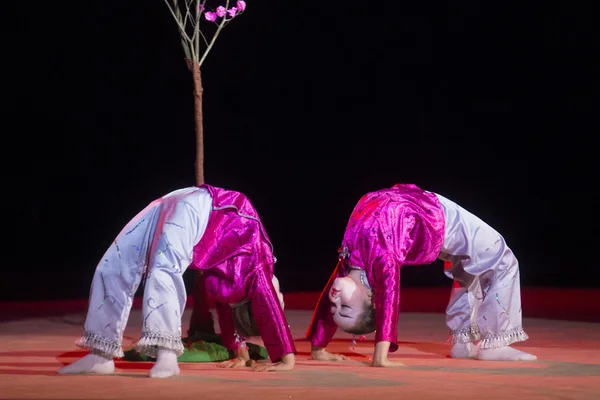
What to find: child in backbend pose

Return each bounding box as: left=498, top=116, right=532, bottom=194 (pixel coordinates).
left=307, top=183, right=536, bottom=367
left=59, top=185, right=295, bottom=377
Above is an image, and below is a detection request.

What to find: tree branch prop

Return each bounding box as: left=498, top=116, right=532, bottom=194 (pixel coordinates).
left=164, top=0, right=247, bottom=67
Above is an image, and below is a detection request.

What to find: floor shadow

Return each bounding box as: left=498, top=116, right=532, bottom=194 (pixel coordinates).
left=0, top=350, right=66, bottom=357
left=309, top=339, right=451, bottom=359
left=0, top=368, right=59, bottom=376
left=0, top=362, right=60, bottom=368
left=397, top=341, right=451, bottom=358
left=295, top=351, right=370, bottom=358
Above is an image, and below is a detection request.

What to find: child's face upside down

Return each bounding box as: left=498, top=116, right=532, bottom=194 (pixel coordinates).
left=329, top=273, right=371, bottom=332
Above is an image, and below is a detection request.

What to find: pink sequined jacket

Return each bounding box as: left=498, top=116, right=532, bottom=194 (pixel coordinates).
left=192, top=184, right=295, bottom=362
left=306, top=184, right=446, bottom=352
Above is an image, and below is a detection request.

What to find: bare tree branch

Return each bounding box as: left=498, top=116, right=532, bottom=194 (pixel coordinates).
left=165, top=0, right=245, bottom=63
left=194, top=0, right=201, bottom=59
left=173, top=2, right=192, bottom=59
left=197, top=29, right=209, bottom=47
left=164, top=0, right=192, bottom=42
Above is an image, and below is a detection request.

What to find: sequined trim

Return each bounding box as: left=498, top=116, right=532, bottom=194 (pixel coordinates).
left=75, top=331, right=124, bottom=358
left=478, top=326, right=529, bottom=350
left=449, top=325, right=482, bottom=344
left=234, top=332, right=248, bottom=350
left=134, top=330, right=185, bottom=357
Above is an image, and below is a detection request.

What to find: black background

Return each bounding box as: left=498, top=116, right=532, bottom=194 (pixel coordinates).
left=4, top=0, right=596, bottom=301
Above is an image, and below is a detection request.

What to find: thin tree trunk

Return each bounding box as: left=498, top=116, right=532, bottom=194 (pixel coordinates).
left=192, top=60, right=204, bottom=186
left=188, top=59, right=215, bottom=336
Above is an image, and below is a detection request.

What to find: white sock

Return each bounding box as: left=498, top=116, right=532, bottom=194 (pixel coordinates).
left=149, top=348, right=180, bottom=378
left=450, top=342, right=477, bottom=359
left=57, top=351, right=115, bottom=374
left=476, top=346, right=537, bottom=361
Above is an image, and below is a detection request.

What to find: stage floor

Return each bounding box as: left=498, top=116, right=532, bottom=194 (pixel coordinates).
left=1, top=307, right=599, bottom=400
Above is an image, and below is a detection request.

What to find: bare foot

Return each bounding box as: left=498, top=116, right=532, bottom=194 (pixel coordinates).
left=370, top=359, right=404, bottom=368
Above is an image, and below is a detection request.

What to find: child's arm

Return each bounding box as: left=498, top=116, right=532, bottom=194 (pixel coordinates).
left=370, top=255, right=404, bottom=367
left=214, top=301, right=237, bottom=350
left=371, top=341, right=404, bottom=367
left=248, top=268, right=297, bottom=370
left=306, top=262, right=349, bottom=361
left=214, top=301, right=254, bottom=368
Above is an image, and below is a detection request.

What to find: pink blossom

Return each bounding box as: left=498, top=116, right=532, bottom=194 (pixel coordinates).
left=204, top=11, right=217, bottom=21
left=236, top=0, right=246, bottom=12
left=198, top=4, right=205, bottom=11
left=227, top=7, right=237, bottom=17
left=216, top=6, right=227, bottom=17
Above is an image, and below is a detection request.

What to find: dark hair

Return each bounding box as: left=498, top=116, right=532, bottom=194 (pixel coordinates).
left=231, top=301, right=260, bottom=337
left=341, top=300, right=376, bottom=335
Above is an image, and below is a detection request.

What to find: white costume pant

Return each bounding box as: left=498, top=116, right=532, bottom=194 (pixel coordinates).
left=76, top=187, right=212, bottom=358
left=435, top=194, right=528, bottom=349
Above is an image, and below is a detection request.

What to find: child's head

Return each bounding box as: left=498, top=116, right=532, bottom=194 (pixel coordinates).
left=231, top=275, right=286, bottom=338
left=329, top=274, right=376, bottom=335
left=232, top=301, right=260, bottom=337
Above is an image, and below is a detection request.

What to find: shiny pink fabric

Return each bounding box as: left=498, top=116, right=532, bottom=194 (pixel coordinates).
left=192, top=185, right=295, bottom=362
left=306, top=184, right=445, bottom=352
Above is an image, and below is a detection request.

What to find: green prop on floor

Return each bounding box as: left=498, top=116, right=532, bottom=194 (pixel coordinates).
left=123, top=333, right=269, bottom=363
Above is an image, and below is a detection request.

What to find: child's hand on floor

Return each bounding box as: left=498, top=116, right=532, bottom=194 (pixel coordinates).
left=218, top=357, right=255, bottom=368
left=371, top=341, right=404, bottom=368
left=218, top=346, right=254, bottom=368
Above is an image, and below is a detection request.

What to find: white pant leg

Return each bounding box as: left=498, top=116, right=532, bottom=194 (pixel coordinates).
left=78, top=199, right=162, bottom=358
left=134, top=187, right=212, bottom=357
left=435, top=193, right=528, bottom=349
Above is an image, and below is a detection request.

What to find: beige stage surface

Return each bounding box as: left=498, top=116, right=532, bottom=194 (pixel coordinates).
left=1, top=307, right=599, bottom=400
